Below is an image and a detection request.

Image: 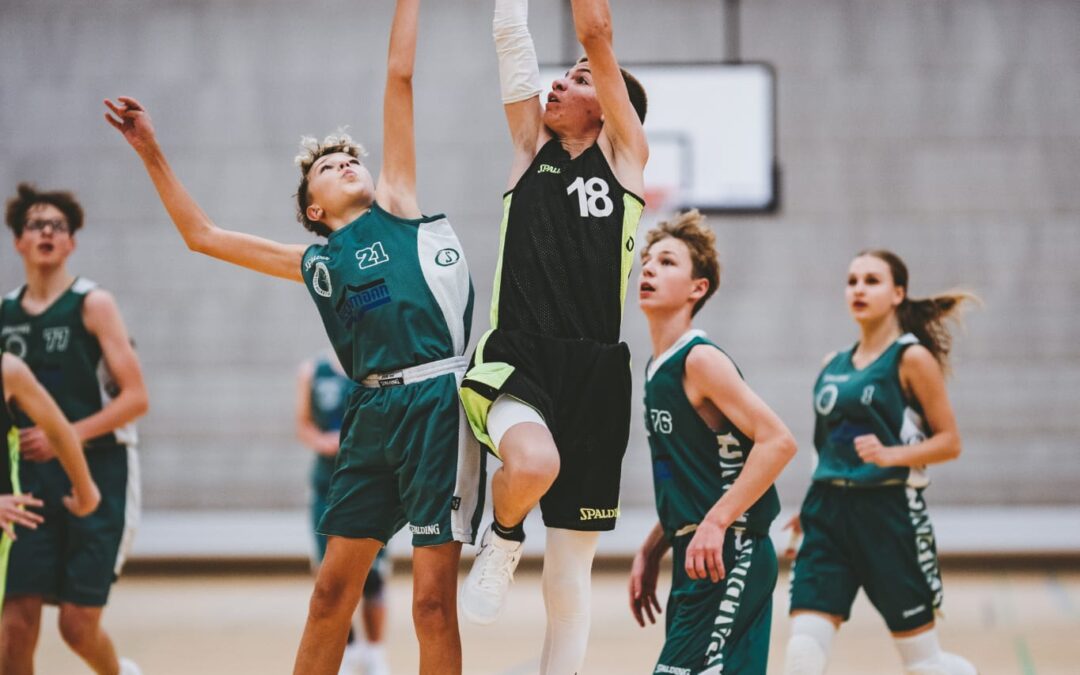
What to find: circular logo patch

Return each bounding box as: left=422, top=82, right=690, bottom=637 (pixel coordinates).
left=435, top=248, right=461, bottom=266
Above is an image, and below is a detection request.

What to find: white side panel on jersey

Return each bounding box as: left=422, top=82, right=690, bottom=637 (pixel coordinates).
left=645, top=328, right=706, bottom=381
left=113, top=445, right=142, bottom=575
left=97, top=357, right=138, bottom=446
left=71, top=277, right=99, bottom=295
left=451, top=369, right=483, bottom=544
left=901, top=406, right=930, bottom=488
left=417, top=218, right=472, bottom=356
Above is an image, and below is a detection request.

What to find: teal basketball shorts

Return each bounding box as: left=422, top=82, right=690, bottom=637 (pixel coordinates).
left=654, top=529, right=777, bottom=675
left=6, top=443, right=139, bottom=607
left=789, top=482, right=943, bottom=632
left=317, top=358, right=485, bottom=547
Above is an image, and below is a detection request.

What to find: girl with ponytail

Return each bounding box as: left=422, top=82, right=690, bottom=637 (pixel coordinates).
left=783, top=250, right=979, bottom=675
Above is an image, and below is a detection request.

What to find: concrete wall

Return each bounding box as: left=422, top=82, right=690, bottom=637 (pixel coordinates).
left=1, top=0, right=1077, bottom=510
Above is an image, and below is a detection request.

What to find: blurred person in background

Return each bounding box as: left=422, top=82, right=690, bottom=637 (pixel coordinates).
left=783, top=250, right=978, bottom=675
left=1, top=183, right=148, bottom=675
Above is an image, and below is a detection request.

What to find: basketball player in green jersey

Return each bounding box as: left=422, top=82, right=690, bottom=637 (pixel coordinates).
left=1, top=184, right=148, bottom=675
left=1, top=349, right=101, bottom=609
left=783, top=250, right=978, bottom=675
left=458, top=1, right=648, bottom=671
left=106, top=3, right=482, bottom=673
left=629, top=211, right=797, bottom=675
left=295, top=353, right=389, bottom=675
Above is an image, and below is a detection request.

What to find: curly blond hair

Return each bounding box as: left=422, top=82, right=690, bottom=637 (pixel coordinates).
left=294, top=130, right=367, bottom=237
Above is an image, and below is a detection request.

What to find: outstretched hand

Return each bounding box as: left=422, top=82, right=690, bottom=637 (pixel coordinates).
left=0, top=493, right=45, bottom=540
left=104, top=97, right=158, bottom=156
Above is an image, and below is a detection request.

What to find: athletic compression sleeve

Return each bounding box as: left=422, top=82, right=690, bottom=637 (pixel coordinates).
left=493, top=0, right=542, bottom=104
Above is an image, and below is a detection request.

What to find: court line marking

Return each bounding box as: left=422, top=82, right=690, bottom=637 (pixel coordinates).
left=1014, top=635, right=1038, bottom=675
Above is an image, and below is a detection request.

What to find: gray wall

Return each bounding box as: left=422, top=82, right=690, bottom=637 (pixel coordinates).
left=1, top=0, right=1077, bottom=510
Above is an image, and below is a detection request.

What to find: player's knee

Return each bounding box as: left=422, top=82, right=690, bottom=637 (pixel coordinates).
left=308, top=574, right=352, bottom=621
left=411, top=588, right=453, bottom=633
left=509, top=447, right=560, bottom=488
left=904, top=653, right=977, bottom=675
left=783, top=614, right=836, bottom=675
left=57, top=609, right=97, bottom=652
left=542, top=567, right=589, bottom=618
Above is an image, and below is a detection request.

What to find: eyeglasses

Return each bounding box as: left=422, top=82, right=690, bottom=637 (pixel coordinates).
left=24, top=218, right=70, bottom=234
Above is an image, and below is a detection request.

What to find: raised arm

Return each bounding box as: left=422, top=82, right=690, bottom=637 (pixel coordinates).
left=570, top=0, right=648, bottom=187
left=375, top=0, right=422, bottom=219
left=3, top=353, right=100, bottom=517
left=683, top=345, right=797, bottom=582
left=104, top=97, right=306, bottom=282
left=493, top=0, right=547, bottom=188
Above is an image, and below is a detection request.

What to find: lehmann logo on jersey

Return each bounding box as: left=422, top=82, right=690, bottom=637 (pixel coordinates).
left=335, top=279, right=391, bottom=328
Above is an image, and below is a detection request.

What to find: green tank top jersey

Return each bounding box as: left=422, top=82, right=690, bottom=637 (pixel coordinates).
left=811, top=333, right=929, bottom=487
left=301, top=203, right=474, bottom=380
left=310, top=357, right=355, bottom=432
left=0, top=279, right=135, bottom=447
left=490, top=139, right=644, bottom=343
left=644, top=330, right=780, bottom=538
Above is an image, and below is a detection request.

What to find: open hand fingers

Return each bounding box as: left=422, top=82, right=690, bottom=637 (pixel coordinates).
left=13, top=494, right=44, bottom=510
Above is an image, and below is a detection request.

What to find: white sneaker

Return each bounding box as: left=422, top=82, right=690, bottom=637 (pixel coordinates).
left=339, top=642, right=364, bottom=675
left=361, top=644, right=391, bottom=675
left=459, top=524, right=523, bottom=625
left=119, top=658, right=143, bottom=675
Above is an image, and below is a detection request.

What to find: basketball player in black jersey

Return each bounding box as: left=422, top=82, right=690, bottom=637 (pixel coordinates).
left=458, top=1, right=648, bottom=671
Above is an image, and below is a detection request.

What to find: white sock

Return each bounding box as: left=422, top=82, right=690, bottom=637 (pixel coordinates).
left=895, top=629, right=977, bottom=675
left=783, top=614, right=836, bottom=675
left=539, top=528, right=599, bottom=675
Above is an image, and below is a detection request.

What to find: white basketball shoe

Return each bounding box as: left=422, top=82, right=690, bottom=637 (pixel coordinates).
left=459, top=524, right=523, bottom=625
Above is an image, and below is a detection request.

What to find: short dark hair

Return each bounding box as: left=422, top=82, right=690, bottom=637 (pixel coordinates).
left=5, top=183, right=84, bottom=237
left=576, top=56, right=648, bottom=123
left=293, top=132, right=367, bottom=238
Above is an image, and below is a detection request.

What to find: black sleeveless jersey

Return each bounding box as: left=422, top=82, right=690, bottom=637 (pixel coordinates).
left=490, top=139, right=644, bottom=344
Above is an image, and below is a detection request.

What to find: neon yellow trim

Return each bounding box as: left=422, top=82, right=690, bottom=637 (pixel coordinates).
left=1, top=427, right=21, bottom=608
left=459, top=357, right=516, bottom=460
left=474, top=329, right=494, bottom=365
left=619, top=194, right=645, bottom=317
left=488, top=194, right=514, bottom=329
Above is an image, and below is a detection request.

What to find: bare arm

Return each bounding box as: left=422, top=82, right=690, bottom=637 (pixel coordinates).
left=76, top=290, right=149, bottom=445
left=855, top=345, right=961, bottom=467
left=375, top=0, right=422, bottom=219
left=3, top=354, right=99, bottom=517
left=687, top=346, right=797, bottom=531
left=569, top=0, right=648, bottom=190
left=681, top=345, right=797, bottom=582
left=295, top=361, right=339, bottom=458
left=104, top=97, right=306, bottom=282
left=494, top=0, right=548, bottom=188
